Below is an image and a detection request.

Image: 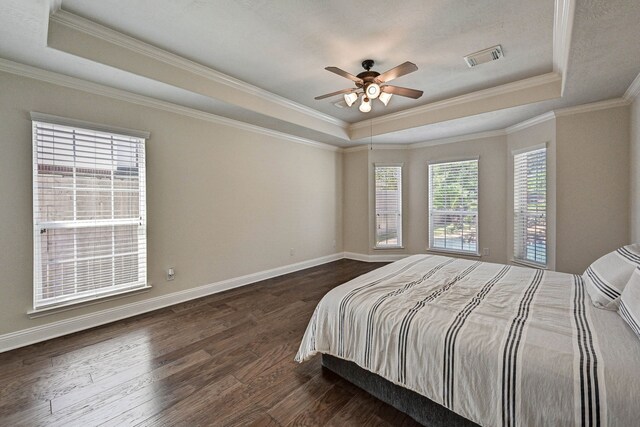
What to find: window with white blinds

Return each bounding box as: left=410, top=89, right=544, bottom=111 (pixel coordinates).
left=513, top=147, right=546, bottom=266
left=32, top=116, right=148, bottom=310
left=428, top=159, right=478, bottom=254
left=374, top=165, right=402, bottom=248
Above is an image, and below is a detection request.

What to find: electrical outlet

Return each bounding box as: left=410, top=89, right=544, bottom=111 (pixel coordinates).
left=166, top=267, right=175, bottom=281
left=482, top=248, right=490, bottom=256
left=332, top=240, right=336, bottom=248
left=290, top=248, right=295, bottom=257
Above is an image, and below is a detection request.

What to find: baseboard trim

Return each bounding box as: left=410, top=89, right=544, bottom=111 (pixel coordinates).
left=0, top=252, right=344, bottom=353
left=343, top=251, right=410, bottom=263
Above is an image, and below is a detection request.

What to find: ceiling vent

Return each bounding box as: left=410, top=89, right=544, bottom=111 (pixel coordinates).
left=464, top=45, right=503, bottom=68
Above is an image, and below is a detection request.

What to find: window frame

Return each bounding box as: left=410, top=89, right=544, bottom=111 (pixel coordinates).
left=512, top=145, right=547, bottom=268
left=427, top=158, right=480, bottom=256
left=31, top=112, right=150, bottom=314
left=373, top=163, right=403, bottom=249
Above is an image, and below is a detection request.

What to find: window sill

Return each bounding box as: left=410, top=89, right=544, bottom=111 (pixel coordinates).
left=28, top=285, right=152, bottom=319
left=426, top=248, right=481, bottom=258
left=510, top=259, right=547, bottom=270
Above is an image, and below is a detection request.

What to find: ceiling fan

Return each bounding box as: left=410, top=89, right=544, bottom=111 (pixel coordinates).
left=315, top=59, right=423, bottom=113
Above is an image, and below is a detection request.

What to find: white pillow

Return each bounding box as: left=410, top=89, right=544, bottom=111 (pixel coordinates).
left=582, top=244, right=640, bottom=310
left=619, top=267, right=640, bottom=339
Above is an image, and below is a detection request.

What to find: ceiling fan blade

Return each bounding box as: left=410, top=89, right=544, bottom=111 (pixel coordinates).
left=376, top=61, right=418, bottom=83
left=381, top=85, right=423, bottom=99
left=325, top=66, right=363, bottom=84
left=314, top=87, right=358, bottom=100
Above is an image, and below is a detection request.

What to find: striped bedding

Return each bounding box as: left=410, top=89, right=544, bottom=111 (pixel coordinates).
left=296, top=255, right=640, bottom=427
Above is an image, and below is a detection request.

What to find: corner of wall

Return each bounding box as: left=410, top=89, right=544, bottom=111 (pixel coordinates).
left=631, top=98, right=640, bottom=243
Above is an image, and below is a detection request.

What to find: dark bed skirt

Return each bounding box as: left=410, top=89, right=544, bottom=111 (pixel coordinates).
left=321, top=354, right=479, bottom=427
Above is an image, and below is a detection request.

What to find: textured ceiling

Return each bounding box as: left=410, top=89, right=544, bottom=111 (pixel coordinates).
left=59, top=0, right=554, bottom=122
left=0, top=0, right=638, bottom=146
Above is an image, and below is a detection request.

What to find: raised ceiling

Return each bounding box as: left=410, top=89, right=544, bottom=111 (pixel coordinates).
left=59, top=0, right=555, bottom=122
left=0, top=0, right=639, bottom=147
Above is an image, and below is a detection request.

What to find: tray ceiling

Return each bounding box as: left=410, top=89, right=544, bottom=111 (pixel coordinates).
left=0, top=0, right=639, bottom=147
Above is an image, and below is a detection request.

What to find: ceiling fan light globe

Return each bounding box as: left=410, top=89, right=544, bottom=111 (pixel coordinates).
left=379, top=92, right=392, bottom=106
left=366, top=83, right=381, bottom=99
left=344, top=92, right=358, bottom=107
left=359, top=95, right=372, bottom=113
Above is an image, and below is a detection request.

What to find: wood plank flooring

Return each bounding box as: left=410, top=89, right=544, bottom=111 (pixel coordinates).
left=0, top=259, right=422, bottom=426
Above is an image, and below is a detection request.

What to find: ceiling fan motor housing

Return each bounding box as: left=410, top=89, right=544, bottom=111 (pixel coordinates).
left=355, top=71, right=381, bottom=84
left=358, top=60, right=383, bottom=100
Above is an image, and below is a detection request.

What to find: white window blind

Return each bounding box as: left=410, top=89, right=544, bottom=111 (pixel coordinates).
left=375, top=165, right=402, bottom=248
left=32, top=118, right=147, bottom=310
left=429, top=159, right=478, bottom=254
left=514, top=147, right=546, bottom=266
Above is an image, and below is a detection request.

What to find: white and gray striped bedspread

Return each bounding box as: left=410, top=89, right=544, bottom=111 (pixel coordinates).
left=295, top=255, right=640, bottom=427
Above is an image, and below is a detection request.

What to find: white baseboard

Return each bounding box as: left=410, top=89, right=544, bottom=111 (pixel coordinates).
left=0, top=252, right=343, bottom=353
left=343, top=251, right=410, bottom=263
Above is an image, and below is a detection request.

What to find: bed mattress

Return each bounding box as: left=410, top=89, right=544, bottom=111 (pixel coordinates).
left=296, top=255, right=640, bottom=426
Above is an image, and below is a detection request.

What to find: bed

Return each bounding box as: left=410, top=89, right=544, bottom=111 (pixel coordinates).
left=295, top=254, right=640, bottom=426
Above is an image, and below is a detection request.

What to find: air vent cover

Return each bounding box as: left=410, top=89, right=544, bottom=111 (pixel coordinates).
left=464, top=45, right=503, bottom=68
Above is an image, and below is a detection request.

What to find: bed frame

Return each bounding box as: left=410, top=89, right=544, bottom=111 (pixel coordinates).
left=321, top=354, right=479, bottom=427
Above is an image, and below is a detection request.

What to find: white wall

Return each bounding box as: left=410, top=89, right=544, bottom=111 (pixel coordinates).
left=0, top=71, right=343, bottom=336
left=555, top=106, right=630, bottom=274
left=632, top=98, right=640, bottom=243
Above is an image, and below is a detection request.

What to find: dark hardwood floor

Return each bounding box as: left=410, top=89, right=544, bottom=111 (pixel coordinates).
left=0, top=259, right=423, bottom=426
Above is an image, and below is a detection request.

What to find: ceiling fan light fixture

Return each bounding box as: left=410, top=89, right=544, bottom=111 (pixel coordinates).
left=316, top=59, right=421, bottom=113
left=344, top=92, right=358, bottom=107
left=359, top=95, right=372, bottom=113
left=379, top=91, right=392, bottom=106
left=365, top=83, right=380, bottom=99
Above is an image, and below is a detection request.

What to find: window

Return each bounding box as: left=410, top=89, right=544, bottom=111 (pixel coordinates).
left=429, top=159, right=478, bottom=254
left=32, top=114, right=148, bottom=311
left=374, top=165, right=402, bottom=248
left=513, top=147, right=547, bottom=266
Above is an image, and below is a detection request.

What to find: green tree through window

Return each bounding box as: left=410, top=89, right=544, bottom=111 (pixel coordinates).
left=429, top=160, right=478, bottom=253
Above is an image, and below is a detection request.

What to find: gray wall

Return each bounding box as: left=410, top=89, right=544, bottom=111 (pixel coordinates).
left=632, top=98, right=640, bottom=243
left=0, top=67, right=636, bottom=341
left=555, top=106, right=630, bottom=274
left=0, top=71, right=343, bottom=336
left=343, top=136, right=509, bottom=264
left=342, top=106, right=632, bottom=274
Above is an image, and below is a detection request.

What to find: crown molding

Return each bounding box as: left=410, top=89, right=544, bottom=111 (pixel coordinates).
left=342, top=145, right=369, bottom=153
left=49, top=10, right=348, bottom=130
left=348, top=73, right=562, bottom=140
left=350, top=73, right=561, bottom=132
left=624, top=71, right=640, bottom=102
left=343, top=129, right=507, bottom=152
left=5, top=56, right=628, bottom=154
left=30, top=111, right=151, bottom=139
left=553, top=0, right=575, bottom=95
left=554, top=97, right=630, bottom=117
left=343, top=144, right=409, bottom=153
left=505, top=111, right=556, bottom=134
left=409, top=129, right=507, bottom=149
left=343, top=96, right=628, bottom=152
left=0, top=58, right=340, bottom=152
